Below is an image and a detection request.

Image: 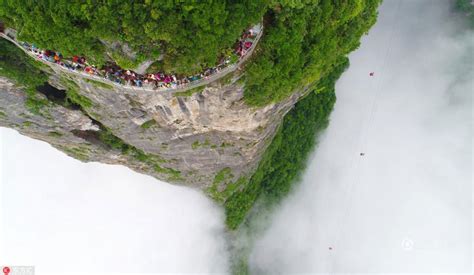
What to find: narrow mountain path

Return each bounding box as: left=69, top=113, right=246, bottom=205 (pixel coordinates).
left=0, top=26, right=263, bottom=95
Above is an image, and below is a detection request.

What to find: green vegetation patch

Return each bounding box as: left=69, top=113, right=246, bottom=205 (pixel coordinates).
left=0, top=110, right=6, bottom=118
left=244, top=0, right=381, bottom=106
left=63, top=146, right=90, bottom=161
left=110, top=51, right=147, bottom=71
left=220, top=74, right=234, bottom=85
left=191, top=138, right=211, bottom=149
left=1, top=1, right=267, bottom=74
left=66, top=87, right=93, bottom=109
left=60, top=77, right=93, bottom=109
left=191, top=140, right=200, bottom=149
left=174, top=86, right=205, bottom=97
left=207, top=167, right=249, bottom=203
left=154, top=164, right=183, bottom=181
left=220, top=142, right=234, bottom=148
left=146, top=61, right=164, bottom=74
left=0, top=39, right=50, bottom=116
left=84, top=78, right=114, bottom=90
left=48, top=131, right=63, bottom=137
left=140, top=119, right=157, bottom=129
left=22, top=121, right=33, bottom=127
left=24, top=96, right=50, bottom=116
left=455, top=0, right=474, bottom=27
left=207, top=167, right=234, bottom=200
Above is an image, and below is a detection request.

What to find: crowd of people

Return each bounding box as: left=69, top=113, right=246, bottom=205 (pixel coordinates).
left=15, top=25, right=261, bottom=91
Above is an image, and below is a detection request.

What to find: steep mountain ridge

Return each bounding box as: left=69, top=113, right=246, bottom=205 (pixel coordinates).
left=0, top=38, right=303, bottom=188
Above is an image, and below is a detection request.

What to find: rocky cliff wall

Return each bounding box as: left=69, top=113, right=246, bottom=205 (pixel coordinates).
left=0, top=54, right=303, bottom=192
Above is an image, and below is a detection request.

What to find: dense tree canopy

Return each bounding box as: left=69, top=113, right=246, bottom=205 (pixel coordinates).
left=1, top=0, right=381, bottom=105
left=0, top=0, right=267, bottom=73
left=244, top=0, right=381, bottom=105
left=455, top=0, right=474, bottom=27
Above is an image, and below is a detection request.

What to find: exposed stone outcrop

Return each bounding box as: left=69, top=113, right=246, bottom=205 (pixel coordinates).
left=0, top=60, right=302, bottom=190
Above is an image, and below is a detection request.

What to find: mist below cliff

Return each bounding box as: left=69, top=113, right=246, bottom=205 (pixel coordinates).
left=0, top=127, right=230, bottom=273
left=249, top=0, right=472, bottom=273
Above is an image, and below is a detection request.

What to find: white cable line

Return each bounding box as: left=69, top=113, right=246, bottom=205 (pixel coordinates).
left=328, top=0, right=403, bottom=273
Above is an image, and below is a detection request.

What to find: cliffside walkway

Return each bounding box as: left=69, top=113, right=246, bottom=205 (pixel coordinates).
left=1, top=25, right=263, bottom=94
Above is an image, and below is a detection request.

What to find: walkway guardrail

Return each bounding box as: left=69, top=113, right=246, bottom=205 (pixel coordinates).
left=1, top=25, right=263, bottom=94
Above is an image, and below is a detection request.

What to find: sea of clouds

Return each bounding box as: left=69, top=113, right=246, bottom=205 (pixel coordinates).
left=249, top=0, right=472, bottom=273
left=0, top=127, right=230, bottom=274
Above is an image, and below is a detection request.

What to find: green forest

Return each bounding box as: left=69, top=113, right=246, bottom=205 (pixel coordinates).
left=456, top=0, right=474, bottom=26
left=244, top=0, right=380, bottom=106
left=1, top=0, right=381, bottom=105
left=0, top=0, right=267, bottom=74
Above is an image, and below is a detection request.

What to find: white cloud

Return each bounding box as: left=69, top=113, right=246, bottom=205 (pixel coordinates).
left=249, top=0, right=473, bottom=273
left=0, top=128, right=229, bottom=274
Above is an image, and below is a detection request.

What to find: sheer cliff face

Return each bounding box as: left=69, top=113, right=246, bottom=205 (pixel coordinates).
left=0, top=64, right=300, bottom=190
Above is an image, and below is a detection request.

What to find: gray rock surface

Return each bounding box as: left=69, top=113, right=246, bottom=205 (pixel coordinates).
left=0, top=63, right=303, bottom=191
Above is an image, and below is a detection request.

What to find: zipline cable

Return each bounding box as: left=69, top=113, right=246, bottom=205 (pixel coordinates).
left=328, top=0, right=403, bottom=273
